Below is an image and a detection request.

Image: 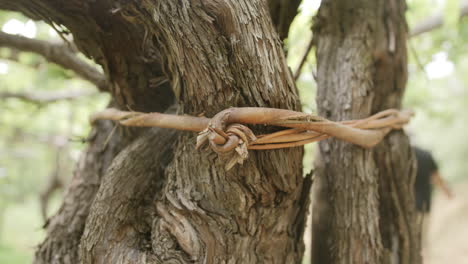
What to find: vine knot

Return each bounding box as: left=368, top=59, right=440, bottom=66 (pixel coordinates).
left=196, top=109, right=257, bottom=170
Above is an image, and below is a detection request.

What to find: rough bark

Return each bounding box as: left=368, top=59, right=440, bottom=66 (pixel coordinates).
left=77, top=1, right=307, bottom=263
left=0, top=0, right=309, bottom=263
left=124, top=0, right=300, bottom=115
left=312, top=1, right=420, bottom=263
left=80, top=127, right=181, bottom=263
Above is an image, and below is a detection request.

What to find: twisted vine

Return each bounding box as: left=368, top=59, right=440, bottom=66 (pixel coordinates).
left=91, top=107, right=413, bottom=169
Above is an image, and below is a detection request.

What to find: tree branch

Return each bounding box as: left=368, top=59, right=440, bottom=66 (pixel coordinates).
left=410, top=0, right=468, bottom=37
left=294, top=34, right=314, bottom=81
left=0, top=31, right=109, bottom=91
left=0, top=89, right=97, bottom=104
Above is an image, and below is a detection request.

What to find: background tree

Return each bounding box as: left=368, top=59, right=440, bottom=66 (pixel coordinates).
left=312, top=0, right=420, bottom=263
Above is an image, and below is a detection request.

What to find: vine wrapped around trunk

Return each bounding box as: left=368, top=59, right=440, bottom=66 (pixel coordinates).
left=91, top=107, right=413, bottom=170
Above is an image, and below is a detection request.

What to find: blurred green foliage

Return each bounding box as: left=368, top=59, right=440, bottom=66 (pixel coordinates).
left=0, top=0, right=467, bottom=262
left=0, top=11, right=109, bottom=262
left=404, top=0, right=468, bottom=182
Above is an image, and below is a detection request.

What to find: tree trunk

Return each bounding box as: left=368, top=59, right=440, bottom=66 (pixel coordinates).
left=0, top=1, right=309, bottom=263
left=78, top=1, right=307, bottom=263
left=312, top=1, right=421, bottom=263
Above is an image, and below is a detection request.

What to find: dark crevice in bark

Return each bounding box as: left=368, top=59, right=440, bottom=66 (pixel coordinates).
left=268, top=0, right=303, bottom=41
left=292, top=172, right=313, bottom=255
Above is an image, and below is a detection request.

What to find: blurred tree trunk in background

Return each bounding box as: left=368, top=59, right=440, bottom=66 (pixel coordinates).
left=312, top=0, right=421, bottom=263
left=0, top=1, right=310, bottom=263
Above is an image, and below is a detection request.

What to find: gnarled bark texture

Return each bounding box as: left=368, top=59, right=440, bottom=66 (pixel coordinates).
left=0, top=1, right=309, bottom=263
left=312, top=0, right=420, bottom=263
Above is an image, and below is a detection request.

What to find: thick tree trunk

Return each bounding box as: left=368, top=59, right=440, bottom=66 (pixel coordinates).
left=0, top=1, right=309, bottom=263
left=77, top=1, right=307, bottom=263
left=312, top=1, right=421, bottom=263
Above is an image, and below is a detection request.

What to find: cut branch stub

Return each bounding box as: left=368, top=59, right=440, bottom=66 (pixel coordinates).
left=90, top=107, right=414, bottom=170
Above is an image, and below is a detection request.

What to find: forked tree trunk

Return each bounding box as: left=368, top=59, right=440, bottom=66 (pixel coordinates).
left=0, top=1, right=310, bottom=263
left=312, top=0, right=421, bottom=263
left=79, top=2, right=308, bottom=262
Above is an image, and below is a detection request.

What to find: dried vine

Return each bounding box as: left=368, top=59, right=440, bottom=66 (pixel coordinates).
left=91, top=107, right=413, bottom=169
